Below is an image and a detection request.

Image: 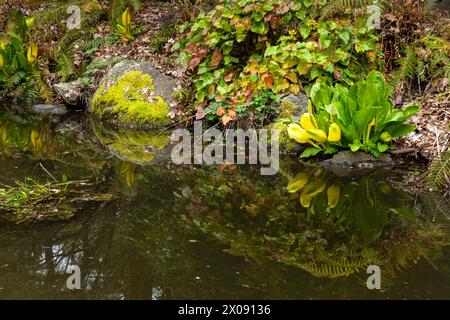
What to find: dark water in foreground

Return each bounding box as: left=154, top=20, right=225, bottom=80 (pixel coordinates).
left=0, top=111, right=449, bottom=299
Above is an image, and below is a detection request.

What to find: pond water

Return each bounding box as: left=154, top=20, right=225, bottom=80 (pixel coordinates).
left=0, top=110, right=449, bottom=299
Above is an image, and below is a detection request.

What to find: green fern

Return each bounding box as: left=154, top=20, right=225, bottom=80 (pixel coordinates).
left=298, top=251, right=372, bottom=278
left=426, top=151, right=450, bottom=190
left=319, top=0, right=387, bottom=20
left=54, top=51, right=76, bottom=81
left=32, top=70, right=53, bottom=102
left=393, top=35, right=450, bottom=89
left=424, top=0, right=439, bottom=12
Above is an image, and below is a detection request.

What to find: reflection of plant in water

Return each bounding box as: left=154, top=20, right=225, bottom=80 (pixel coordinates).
left=177, top=164, right=450, bottom=282
left=120, top=161, right=135, bottom=190
left=91, top=117, right=170, bottom=165
left=0, top=113, right=109, bottom=171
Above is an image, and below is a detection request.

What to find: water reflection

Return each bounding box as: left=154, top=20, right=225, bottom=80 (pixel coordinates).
left=0, top=111, right=449, bottom=299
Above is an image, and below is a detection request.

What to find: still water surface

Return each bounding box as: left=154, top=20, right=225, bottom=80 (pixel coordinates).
left=0, top=111, right=449, bottom=299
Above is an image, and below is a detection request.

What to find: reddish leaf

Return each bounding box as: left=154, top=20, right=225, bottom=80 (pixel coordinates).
left=333, top=70, right=341, bottom=80
left=243, top=4, right=253, bottom=13
left=262, top=73, right=274, bottom=88
left=222, top=114, right=232, bottom=125
left=245, top=88, right=254, bottom=103
left=188, top=57, right=202, bottom=70
left=228, top=110, right=237, bottom=119
left=216, top=106, right=226, bottom=116
left=210, top=50, right=223, bottom=68
left=269, top=15, right=280, bottom=29
left=224, top=71, right=235, bottom=82
left=274, top=4, right=289, bottom=14
left=264, top=14, right=280, bottom=29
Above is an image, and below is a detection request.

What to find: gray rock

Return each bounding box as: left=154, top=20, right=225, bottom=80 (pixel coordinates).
left=102, top=60, right=179, bottom=105
left=31, top=104, right=68, bottom=115
left=53, top=82, right=82, bottom=106
left=321, top=151, right=394, bottom=168
left=281, top=93, right=308, bottom=121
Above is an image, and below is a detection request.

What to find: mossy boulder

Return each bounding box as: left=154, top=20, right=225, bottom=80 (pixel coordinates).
left=280, top=93, right=308, bottom=121
left=90, top=60, right=179, bottom=127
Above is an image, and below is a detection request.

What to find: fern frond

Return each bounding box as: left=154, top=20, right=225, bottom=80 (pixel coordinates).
left=424, top=0, right=439, bottom=12
left=128, top=0, right=142, bottom=11
left=299, top=251, right=372, bottom=278
left=319, top=0, right=386, bottom=20
left=32, top=70, right=53, bottom=102
left=54, top=51, right=76, bottom=81
left=426, top=151, right=450, bottom=190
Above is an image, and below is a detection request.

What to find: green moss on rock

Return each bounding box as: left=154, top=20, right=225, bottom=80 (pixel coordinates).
left=279, top=100, right=298, bottom=119
left=269, top=120, right=300, bottom=153
left=92, top=70, right=171, bottom=126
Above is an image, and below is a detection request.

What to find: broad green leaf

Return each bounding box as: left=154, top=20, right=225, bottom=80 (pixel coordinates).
left=300, top=147, right=322, bottom=158
left=250, top=21, right=268, bottom=35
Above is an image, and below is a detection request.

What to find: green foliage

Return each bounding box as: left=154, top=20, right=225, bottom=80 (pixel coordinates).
left=149, top=22, right=178, bottom=53
left=394, top=34, right=450, bottom=91
left=203, top=89, right=280, bottom=125
left=76, top=59, right=113, bottom=85
left=426, top=151, right=450, bottom=191
left=0, top=10, right=50, bottom=103
left=49, top=1, right=106, bottom=81
left=286, top=71, right=419, bottom=157
left=175, top=0, right=382, bottom=122
left=319, top=0, right=387, bottom=20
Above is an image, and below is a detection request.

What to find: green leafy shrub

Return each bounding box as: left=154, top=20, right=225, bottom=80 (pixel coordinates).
left=285, top=71, right=419, bottom=157
left=175, top=0, right=382, bottom=124
left=0, top=10, right=51, bottom=103
left=203, top=89, right=280, bottom=125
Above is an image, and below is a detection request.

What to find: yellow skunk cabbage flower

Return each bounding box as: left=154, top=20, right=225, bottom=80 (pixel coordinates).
left=327, top=123, right=341, bottom=142
left=306, top=128, right=327, bottom=143
left=25, top=16, right=35, bottom=28
left=300, top=113, right=317, bottom=131
left=380, top=131, right=392, bottom=142
left=122, top=8, right=132, bottom=27
left=327, top=185, right=340, bottom=208
left=365, top=118, right=376, bottom=142
left=27, top=43, right=38, bottom=63
left=300, top=191, right=313, bottom=208
left=287, top=123, right=310, bottom=144
left=287, top=172, right=309, bottom=193
left=0, top=54, right=4, bottom=69
left=0, top=39, right=4, bottom=49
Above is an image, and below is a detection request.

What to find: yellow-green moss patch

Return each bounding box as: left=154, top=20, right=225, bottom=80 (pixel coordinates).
left=269, top=121, right=299, bottom=153
left=92, top=70, right=171, bottom=126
